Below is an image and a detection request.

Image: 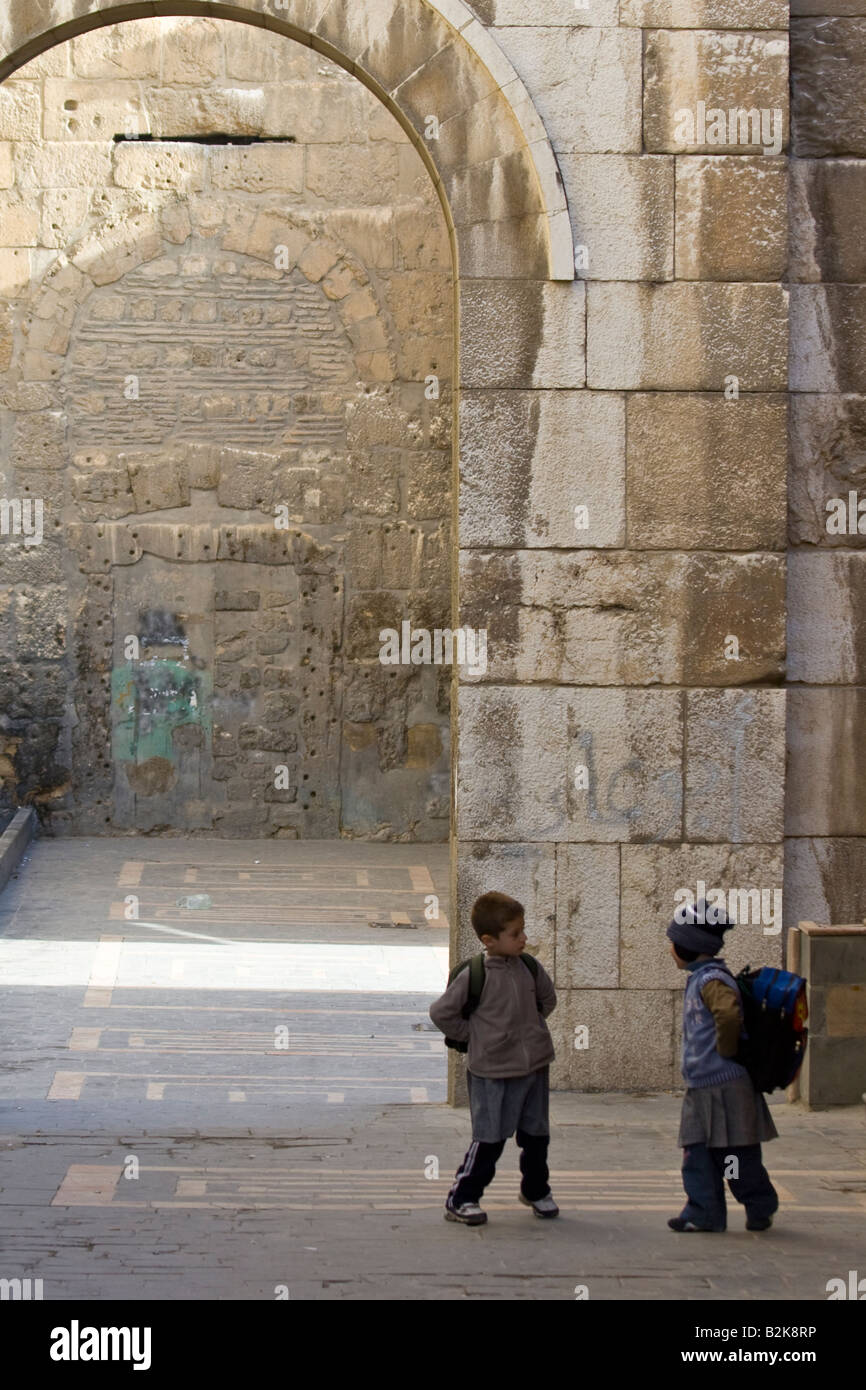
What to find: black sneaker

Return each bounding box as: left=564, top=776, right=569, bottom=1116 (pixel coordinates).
left=444, top=1197, right=487, bottom=1225
left=746, top=1215, right=773, bottom=1231
left=668, top=1217, right=723, bottom=1232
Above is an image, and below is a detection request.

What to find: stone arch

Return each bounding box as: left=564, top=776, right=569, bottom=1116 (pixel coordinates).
left=0, top=0, right=574, bottom=282
left=12, top=202, right=398, bottom=390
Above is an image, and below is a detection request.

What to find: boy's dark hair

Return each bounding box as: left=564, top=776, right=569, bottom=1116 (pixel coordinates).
left=471, top=891, right=525, bottom=941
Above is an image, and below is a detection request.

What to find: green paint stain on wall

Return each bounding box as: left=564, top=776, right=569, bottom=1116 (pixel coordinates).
left=112, top=659, right=212, bottom=763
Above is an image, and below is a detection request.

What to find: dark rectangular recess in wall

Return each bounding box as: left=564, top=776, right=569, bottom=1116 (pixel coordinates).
left=113, top=134, right=297, bottom=144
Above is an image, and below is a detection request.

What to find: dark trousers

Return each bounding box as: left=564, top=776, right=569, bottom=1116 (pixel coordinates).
left=449, top=1130, right=550, bottom=1206
left=680, top=1143, right=778, bottom=1231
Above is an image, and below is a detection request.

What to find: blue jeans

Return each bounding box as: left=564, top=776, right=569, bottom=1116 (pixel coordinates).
left=679, top=1143, right=778, bottom=1231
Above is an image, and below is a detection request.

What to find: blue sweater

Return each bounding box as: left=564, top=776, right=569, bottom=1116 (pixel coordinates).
left=681, top=959, right=749, bottom=1089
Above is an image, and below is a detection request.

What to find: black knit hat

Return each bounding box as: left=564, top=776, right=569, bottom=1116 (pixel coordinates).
left=666, top=899, right=733, bottom=957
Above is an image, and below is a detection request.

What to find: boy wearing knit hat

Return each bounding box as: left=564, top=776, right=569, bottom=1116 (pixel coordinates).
left=666, top=900, right=779, bottom=1233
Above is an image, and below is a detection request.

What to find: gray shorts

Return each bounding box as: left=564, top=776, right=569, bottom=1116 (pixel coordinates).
left=467, top=1065, right=550, bottom=1143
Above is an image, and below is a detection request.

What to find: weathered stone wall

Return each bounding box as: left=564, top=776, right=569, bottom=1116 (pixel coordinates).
left=787, top=1, right=866, bottom=929
left=0, top=17, right=452, bottom=839
left=0, top=1, right=820, bottom=1091
left=455, top=1, right=789, bottom=1094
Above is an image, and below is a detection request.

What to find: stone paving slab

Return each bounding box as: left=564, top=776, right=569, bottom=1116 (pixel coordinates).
left=1, top=838, right=864, bottom=1301
left=0, top=1093, right=864, bottom=1300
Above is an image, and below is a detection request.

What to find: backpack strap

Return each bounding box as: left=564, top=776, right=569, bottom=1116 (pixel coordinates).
left=468, top=952, right=486, bottom=1007
left=446, top=953, right=486, bottom=1020
left=451, top=952, right=543, bottom=1019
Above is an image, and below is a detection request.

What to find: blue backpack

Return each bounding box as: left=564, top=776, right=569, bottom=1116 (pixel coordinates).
left=734, top=966, right=809, bottom=1093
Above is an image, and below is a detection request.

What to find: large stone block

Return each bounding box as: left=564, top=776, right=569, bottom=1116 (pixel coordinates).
left=645, top=30, right=789, bottom=154
left=786, top=688, right=866, bottom=835
left=160, top=17, right=222, bottom=85
left=784, top=837, right=866, bottom=932
left=264, top=82, right=371, bottom=144
left=490, top=26, right=642, bottom=154
left=460, top=549, right=785, bottom=687
left=621, top=0, right=787, bottom=24
left=792, top=18, right=866, bottom=156
left=789, top=394, right=866, bottom=546
left=587, top=283, right=788, bottom=390
left=306, top=143, right=400, bottom=204
left=456, top=842, right=556, bottom=971
left=0, top=198, right=38, bottom=246
left=0, top=247, right=29, bottom=296
left=565, top=689, right=683, bottom=844
left=224, top=22, right=311, bottom=82
left=685, top=689, right=786, bottom=843
left=676, top=156, right=787, bottom=280
left=678, top=554, right=785, bottom=684
left=71, top=20, right=163, bottom=79
left=456, top=686, right=683, bottom=843
left=10, top=411, right=66, bottom=469
left=147, top=87, right=268, bottom=138
left=14, top=586, right=66, bottom=659
left=458, top=390, right=625, bottom=547
left=113, top=142, right=207, bottom=192
left=790, top=160, right=866, bottom=283
left=43, top=79, right=146, bottom=141
left=456, top=687, right=569, bottom=842
left=391, top=38, right=499, bottom=142
left=454, top=213, right=550, bottom=280
left=626, top=393, right=786, bottom=548
left=788, top=552, right=866, bottom=682
left=558, top=154, right=674, bottom=281
left=459, top=280, right=584, bottom=389
left=621, top=843, right=784, bottom=989
left=15, top=142, right=112, bottom=190
left=0, top=84, right=41, bottom=141
left=126, top=455, right=191, bottom=513
left=0, top=143, right=13, bottom=188
left=395, top=202, right=451, bottom=271
left=554, top=987, right=677, bottom=1090
left=790, top=286, right=866, bottom=392
left=555, top=844, right=620, bottom=988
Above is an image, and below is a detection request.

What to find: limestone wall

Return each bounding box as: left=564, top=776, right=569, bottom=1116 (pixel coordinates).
left=787, top=2, right=866, bottom=931
left=455, top=1, right=789, bottom=1093
left=0, top=17, right=453, bottom=839
left=0, top=1, right=837, bottom=1091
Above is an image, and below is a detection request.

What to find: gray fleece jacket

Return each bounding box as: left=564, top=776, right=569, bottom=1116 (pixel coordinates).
left=428, top=953, right=557, bottom=1079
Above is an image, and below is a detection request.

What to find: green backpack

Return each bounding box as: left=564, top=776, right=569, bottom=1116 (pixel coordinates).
left=443, top=952, right=541, bottom=1053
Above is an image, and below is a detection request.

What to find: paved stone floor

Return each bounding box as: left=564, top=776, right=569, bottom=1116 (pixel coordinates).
left=0, top=838, right=864, bottom=1300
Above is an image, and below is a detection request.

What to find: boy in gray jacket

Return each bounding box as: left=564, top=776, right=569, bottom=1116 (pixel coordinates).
left=429, top=891, right=558, bottom=1225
